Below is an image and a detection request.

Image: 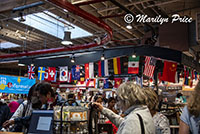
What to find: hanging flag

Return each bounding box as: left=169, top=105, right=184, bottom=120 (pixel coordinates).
left=52, top=71, right=57, bottom=82
left=113, top=58, right=121, bottom=75
left=67, top=71, right=72, bottom=83
left=162, top=61, right=177, bottom=83
left=71, top=65, right=80, bottom=80
left=59, top=66, right=68, bottom=82
left=98, top=60, right=109, bottom=77
left=38, top=67, right=45, bottom=81
left=85, top=63, right=94, bottom=79
left=143, top=56, right=156, bottom=77
left=28, top=65, right=35, bottom=79
left=86, top=79, right=95, bottom=87
left=44, top=68, right=48, bottom=81
left=128, top=56, right=140, bottom=74
left=104, top=78, right=109, bottom=89
left=114, top=78, right=122, bottom=88
left=48, top=67, right=56, bottom=81
left=95, top=78, right=99, bottom=88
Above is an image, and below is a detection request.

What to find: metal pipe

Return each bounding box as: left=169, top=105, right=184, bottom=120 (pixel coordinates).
left=74, top=0, right=109, bottom=6
left=48, top=0, right=112, bottom=37
left=12, top=1, right=45, bottom=12
left=99, top=13, right=125, bottom=19
left=0, top=0, right=112, bottom=59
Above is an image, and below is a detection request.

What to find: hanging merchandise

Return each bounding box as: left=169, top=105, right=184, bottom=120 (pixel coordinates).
left=48, top=67, right=56, bottom=81
left=194, top=71, right=198, bottom=80
left=59, top=66, right=68, bottom=82
left=71, top=65, right=80, bottom=80
left=143, top=56, right=156, bottom=77
left=162, top=61, right=177, bottom=83
left=86, top=79, right=95, bottom=87
left=128, top=56, right=140, bottom=74
left=98, top=60, right=109, bottom=77
left=38, top=67, right=45, bottom=81
left=113, top=58, right=121, bottom=75
left=85, top=63, right=94, bottom=79
left=184, top=66, right=189, bottom=85
left=136, top=76, right=143, bottom=88
left=28, top=65, right=35, bottom=79
left=114, top=78, right=122, bottom=88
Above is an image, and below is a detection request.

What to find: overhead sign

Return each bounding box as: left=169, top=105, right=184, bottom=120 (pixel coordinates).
left=0, top=75, right=36, bottom=94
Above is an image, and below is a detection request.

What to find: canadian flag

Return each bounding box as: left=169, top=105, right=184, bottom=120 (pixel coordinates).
left=48, top=67, right=56, bottom=81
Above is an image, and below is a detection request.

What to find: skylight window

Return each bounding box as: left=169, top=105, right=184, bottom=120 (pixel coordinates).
left=14, top=11, right=92, bottom=39
left=0, top=42, right=20, bottom=49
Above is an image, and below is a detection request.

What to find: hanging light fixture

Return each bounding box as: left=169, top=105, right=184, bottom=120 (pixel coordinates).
left=61, top=31, right=73, bottom=45
left=18, top=12, right=26, bottom=22
left=101, top=53, right=105, bottom=60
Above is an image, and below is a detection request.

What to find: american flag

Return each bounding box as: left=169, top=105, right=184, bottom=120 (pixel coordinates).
left=28, top=65, right=35, bottom=79
left=143, top=56, right=156, bottom=77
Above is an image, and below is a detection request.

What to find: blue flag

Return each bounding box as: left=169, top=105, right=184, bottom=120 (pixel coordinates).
left=103, top=78, right=109, bottom=89
left=38, top=67, right=45, bottom=81
left=71, top=65, right=80, bottom=80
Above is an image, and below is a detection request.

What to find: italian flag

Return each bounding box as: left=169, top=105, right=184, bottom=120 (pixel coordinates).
left=128, top=56, right=139, bottom=74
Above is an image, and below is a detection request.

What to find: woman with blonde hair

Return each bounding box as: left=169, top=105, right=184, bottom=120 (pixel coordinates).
left=179, top=81, right=200, bottom=134
left=93, top=82, right=155, bottom=134
left=144, top=88, right=170, bottom=134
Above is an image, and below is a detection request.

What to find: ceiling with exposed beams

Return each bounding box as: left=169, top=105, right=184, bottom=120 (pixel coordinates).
left=0, top=0, right=200, bottom=73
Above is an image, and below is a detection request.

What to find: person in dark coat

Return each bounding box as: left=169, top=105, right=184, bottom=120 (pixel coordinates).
left=0, top=99, right=11, bottom=129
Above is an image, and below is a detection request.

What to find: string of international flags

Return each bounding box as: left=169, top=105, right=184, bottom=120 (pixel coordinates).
left=28, top=56, right=199, bottom=88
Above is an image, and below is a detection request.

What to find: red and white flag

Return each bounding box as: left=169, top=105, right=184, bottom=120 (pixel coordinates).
left=44, top=68, right=48, bottom=81
left=67, top=72, right=72, bottom=83
left=143, top=56, right=156, bottom=78
left=85, top=63, right=94, bottom=79
left=48, top=67, right=56, bottom=81
left=28, top=65, right=35, bottom=79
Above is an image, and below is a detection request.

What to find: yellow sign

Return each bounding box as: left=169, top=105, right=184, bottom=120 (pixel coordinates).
left=17, top=77, right=21, bottom=84
left=0, top=83, right=7, bottom=90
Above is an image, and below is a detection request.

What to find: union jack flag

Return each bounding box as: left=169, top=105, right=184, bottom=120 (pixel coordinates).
left=28, top=65, right=35, bottom=79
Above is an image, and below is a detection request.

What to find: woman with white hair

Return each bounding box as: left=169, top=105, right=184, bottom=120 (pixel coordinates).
left=93, top=82, right=155, bottom=134
left=179, top=81, right=200, bottom=134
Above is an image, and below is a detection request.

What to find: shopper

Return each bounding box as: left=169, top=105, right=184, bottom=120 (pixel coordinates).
left=94, top=93, right=103, bottom=104
left=144, top=88, right=170, bottom=134
left=35, top=82, right=64, bottom=109
left=2, top=83, right=41, bottom=132
left=93, top=82, right=155, bottom=134
left=107, top=97, right=118, bottom=114
left=8, top=100, right=20, bottom=117
left=0, top=99, right=11, bottom=130
left=106, top=97, right=119, bottom=134
left=65, top=93, right=79, bottom=106
left=179, top=81, right=200, bottom=134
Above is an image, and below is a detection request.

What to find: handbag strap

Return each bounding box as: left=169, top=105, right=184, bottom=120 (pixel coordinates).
left=136, top=113, right=145, bottom=134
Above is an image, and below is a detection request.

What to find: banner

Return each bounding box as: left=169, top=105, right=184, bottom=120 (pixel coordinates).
left=0, top=75, right=36, bottom=94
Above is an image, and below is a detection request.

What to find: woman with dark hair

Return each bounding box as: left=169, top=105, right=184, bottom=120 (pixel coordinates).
left=35, top=82, right=64, bottom=110
left=3, top=83, right=41, bottom=132
left=107, top=97, right=118, bottom=114
left=93, top=93, right=103, bottom=104
left=179, top=81, right=200, bottom=134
